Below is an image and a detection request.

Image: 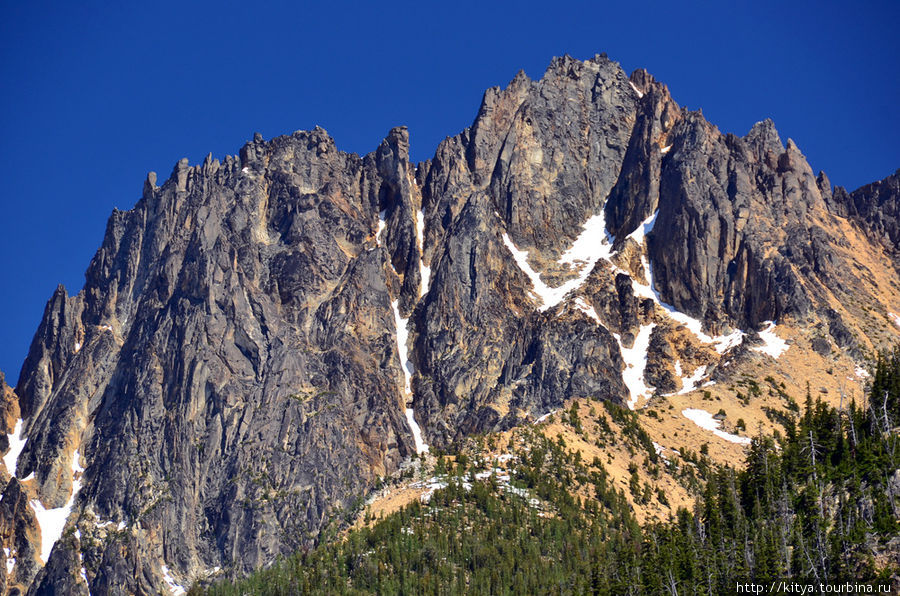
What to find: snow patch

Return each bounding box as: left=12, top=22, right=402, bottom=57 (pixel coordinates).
left=629, top=81, right=644, bottom=98
left=413, top=477, right=449, bottom=503
left=95, top=519, right=127, bottom=531
left=416, top=210, right=430, bottom=296
left=625, top=210, right=658, bottom=245
left=503, top=234, right=574, bottom=310
left=572, top=297, right=601, bottom=323
left=632, top=252, right=745, bottom=354
left=376, top=210, right=386, bottom=246
left=678, top=365, right=708, bottom=395
left=751, top=321, right=788, bottom=359
left=855, top=366, right=869, bottom=379
left=405, top=408, right=429, bottom=455
left=620, top=214, right=746, bottom=353
left=682, top=409, right=750, bottom=445
left=30, top=450, right=85, bottom=563
left=660, top=145, right=672, bottom=155
left=161, top=564, right=186, bottom=596
left=391, top=300, right=414, bottom=396
left=615, top=323, right=656, bottom=410
left=890, top=312, right=900, bottom=328
left=75, top=529, right=88, bottom=585
left=534, top=409, right=559, bottom=424
left=4, top=420, right=26, bottom=477
left=5, top=546, right=13, bottom=574
left=503, top=207, right=616, bottom=311
left=392, top=301, right=428, bottom=455
left=74, top=341, right=82, bottom=353
left=558, top=211, right=616, bottom=268
left=414, top=465, right=533, bottom=504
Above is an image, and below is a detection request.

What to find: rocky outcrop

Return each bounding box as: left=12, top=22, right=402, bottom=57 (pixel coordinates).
left=5, top=53, right=900, bottom=593
left=604, top=69, right=682, bottom=239
left=0, top=479, right=42, bottom=593
left=834, top=170, right=900, bottom=267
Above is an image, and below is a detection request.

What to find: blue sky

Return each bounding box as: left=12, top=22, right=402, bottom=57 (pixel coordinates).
left=1, top=0, right=898, bottom=384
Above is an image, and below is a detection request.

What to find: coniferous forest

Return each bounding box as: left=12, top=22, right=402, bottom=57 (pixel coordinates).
left=203, top=350, right=900, bottom=595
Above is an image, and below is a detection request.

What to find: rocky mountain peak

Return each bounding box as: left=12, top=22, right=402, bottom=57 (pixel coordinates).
left=1, top=53, right=898, bottom=593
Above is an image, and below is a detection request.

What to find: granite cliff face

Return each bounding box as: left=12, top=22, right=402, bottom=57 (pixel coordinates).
left=1, top=54, right=898, bottom=593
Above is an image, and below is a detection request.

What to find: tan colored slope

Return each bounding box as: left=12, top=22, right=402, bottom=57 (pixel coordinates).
left=355, top=397, right=698, bottom=529
left=535, top=400, right=694, bottom=524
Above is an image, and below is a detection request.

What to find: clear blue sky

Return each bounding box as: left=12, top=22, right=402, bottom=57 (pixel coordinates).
left=1, top=1, right=898, bottom=385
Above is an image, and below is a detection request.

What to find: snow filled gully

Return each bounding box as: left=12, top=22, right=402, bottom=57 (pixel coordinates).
left=499, top=205, right=774, bottom=410
left=2, top=420, right=90, bottom=575
left=392, top=300, right=429, bottom=455
left=30, top=450, right=86, bottom=564
left=502, top=208, right=615, bottom=312
left=614, top=324, right=656, bottom=410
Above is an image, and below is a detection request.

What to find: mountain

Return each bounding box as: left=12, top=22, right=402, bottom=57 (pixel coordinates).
left=0, top=53, right=898, bottom=594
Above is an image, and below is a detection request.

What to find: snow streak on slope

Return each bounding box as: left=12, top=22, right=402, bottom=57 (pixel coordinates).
left=890, top=312, right=900, bottom=328
left=161, top=564, right=186, bottom=595
left=558, top=212, right=616, bottom=267
left=3, top=420, right=26, bottom=476
left=74, top=528, right=88, bottom=587
left=503, top=234, right=579, bottom=310
left=416, top=209, right=430, bottom=296
left=572, top=297, right=601, bottom=323
left=625, top=210, right=658, bottom=245
left=633, top=257, right=744, bottom=354
left=615, top=324, right=656, bottom=410
left=534, top=410, right=560, bottom=424
left=405, top=409, right=428, bottom=455
left=392, top=300, right=428, bottom=455
left=376, top=210, right=386, bottom=246
left=677, top=365, right=708, bottom=395
left=30, top=451, right=85, bottom=563
left=682, top=409, right=751, bottom=445
left=503, top=207, right=615, bottom=311
left=632, top=256, right=744, bottom=354
left=617, top=210, right=746, bottom=354
left=751, top=321, right=789, bottom=359
left=503, top=205, right=748, bottom=410
left=392, top=300, right=413, bottom=396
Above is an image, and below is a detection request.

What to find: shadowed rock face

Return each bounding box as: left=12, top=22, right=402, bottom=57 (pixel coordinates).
left=1, top=54, right=897, bottom=592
